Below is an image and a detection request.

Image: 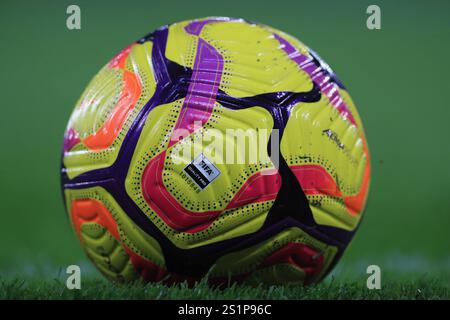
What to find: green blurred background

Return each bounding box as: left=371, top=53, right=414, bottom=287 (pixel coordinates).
left=0, top=0, right=449, bottom=280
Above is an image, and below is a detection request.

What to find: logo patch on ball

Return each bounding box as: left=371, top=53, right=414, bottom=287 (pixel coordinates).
left=183, top=154, right=221, bottom=190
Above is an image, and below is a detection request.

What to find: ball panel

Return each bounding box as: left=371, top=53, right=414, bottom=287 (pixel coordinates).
left=201, top=20, right=314, bottom=98
left=247, top=263, right=307, bottom=285
left=162, top=105, right=274, bottom=209
left=125, top=98, right=280, bottom=248
left=63, top=41, right=157, bottom=179
left=81, top=223, right=138, bottom=281
left=165, top=21, right=198, bottom=69
left=280, top=96, right=369, bottom=230
left=65, top=186, right=166, bottom=281
left=211, top=227, right=337, bottom=284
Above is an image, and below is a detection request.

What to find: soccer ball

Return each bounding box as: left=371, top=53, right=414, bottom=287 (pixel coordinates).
left=61, top=17, right=370, bottom=285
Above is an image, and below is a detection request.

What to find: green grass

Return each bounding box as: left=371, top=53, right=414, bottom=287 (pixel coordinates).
left=1, top=276, right=448, bottom=300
